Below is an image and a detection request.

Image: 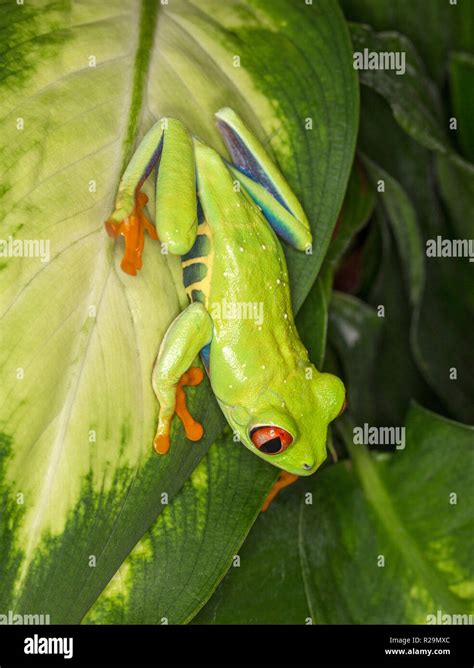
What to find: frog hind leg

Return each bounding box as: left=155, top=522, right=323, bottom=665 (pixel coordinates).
left=152, top=302, right=213, bottom=455
left=105, top=118, right=197, bottom=275
left=261, top=471, right=299, bottom=512
left=215, top=107, right=312, bottom=253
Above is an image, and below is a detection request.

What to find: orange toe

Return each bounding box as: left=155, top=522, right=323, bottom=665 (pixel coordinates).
left=175, top=367, right=205, bottom=441
left=154, top=432, right=170, bottom=455
left=153, top=367, right=205, bottom=456
left=105, top=190, right=158, bottom=276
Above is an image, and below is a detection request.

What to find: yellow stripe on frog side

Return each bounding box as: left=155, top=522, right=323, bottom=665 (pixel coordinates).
left=181, top=220, right=213, bottom=308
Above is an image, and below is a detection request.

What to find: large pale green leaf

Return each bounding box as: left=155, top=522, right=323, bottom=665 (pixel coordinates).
left=0, top=0, right=224, bottom=623
left=0, top=0, right=358, bottom=622
left=194, top=411, right=474, bottom=623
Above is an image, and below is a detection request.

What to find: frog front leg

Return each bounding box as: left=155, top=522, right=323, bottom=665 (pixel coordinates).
left=105, top=117, right=197, bottom=274
left=152, top=302, right=213, bottom=455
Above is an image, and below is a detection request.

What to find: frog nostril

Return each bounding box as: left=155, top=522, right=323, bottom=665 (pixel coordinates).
left=302, top=462, right=313, bottom=471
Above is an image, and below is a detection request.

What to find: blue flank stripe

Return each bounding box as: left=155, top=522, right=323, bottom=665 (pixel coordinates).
left=200, top=343, right=210, bottom=372
left=181, top=234, right=210, bottom=262
left=191, top=289, right=206, bottom=303
left=183, top=262, right=208, bottom=288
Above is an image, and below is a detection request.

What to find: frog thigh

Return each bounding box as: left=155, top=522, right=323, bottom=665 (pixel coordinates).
left=152, top=302, right=213, bottom=454
left=215, top=107, right=312, bottom=252
left=154, top=118, right=198, bottom=255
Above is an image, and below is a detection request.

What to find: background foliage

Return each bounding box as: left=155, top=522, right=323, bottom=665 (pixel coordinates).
left=0, top=0, right=472, bottom=625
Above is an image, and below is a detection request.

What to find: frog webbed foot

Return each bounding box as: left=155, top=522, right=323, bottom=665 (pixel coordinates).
left=154, top=367, right=204, bottom=455
left=105, top=191, right=158, bottom=275
left=152, top=302, right=213, bottom=455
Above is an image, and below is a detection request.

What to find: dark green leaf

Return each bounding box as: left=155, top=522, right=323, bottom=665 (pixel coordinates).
left=449, top=52, right=474, bottom=161
left=357, top=87, right=474, bottom=424
left=85, top=433, right=276, bottom=624
left=195, top=405, right=474, bottom=624
left=323, top=160, right=376, bottom=272
left=328, top=292, right=382, bottom=425
left=350, top=23, right=448, bottom=154
left=362, top=155, right=424, bottom=305
left=341, top=0, right=472, bottom=84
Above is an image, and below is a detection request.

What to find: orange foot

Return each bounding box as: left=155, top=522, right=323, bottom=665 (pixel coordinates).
left=105, top=191, right=158, bottom=275
left=261, top=471, right=299, bottom=512
left=154, top=367, right=204, bottom=455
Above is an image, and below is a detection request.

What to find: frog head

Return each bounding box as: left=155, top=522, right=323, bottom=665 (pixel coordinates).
left=220, top=368, right=346, bottom=476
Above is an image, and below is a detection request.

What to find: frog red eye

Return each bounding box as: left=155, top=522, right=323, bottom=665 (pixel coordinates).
left=250, top=426, right=293, bottom=455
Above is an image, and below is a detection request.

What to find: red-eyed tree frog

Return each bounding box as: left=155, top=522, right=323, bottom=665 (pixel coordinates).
left=105, top=109, right=346, bottom=506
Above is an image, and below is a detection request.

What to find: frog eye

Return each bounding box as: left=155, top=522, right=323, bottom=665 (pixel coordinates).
left=250, top=426, right=293, bottom=455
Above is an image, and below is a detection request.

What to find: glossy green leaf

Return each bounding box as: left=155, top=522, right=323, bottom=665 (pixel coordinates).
left=0, top=0, right=358, bottom=622
left=298, top=161, right=376, bottom=371
left=333, top=214, right=437, bottom=428
left=195, top=405, right=474, bottom=624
